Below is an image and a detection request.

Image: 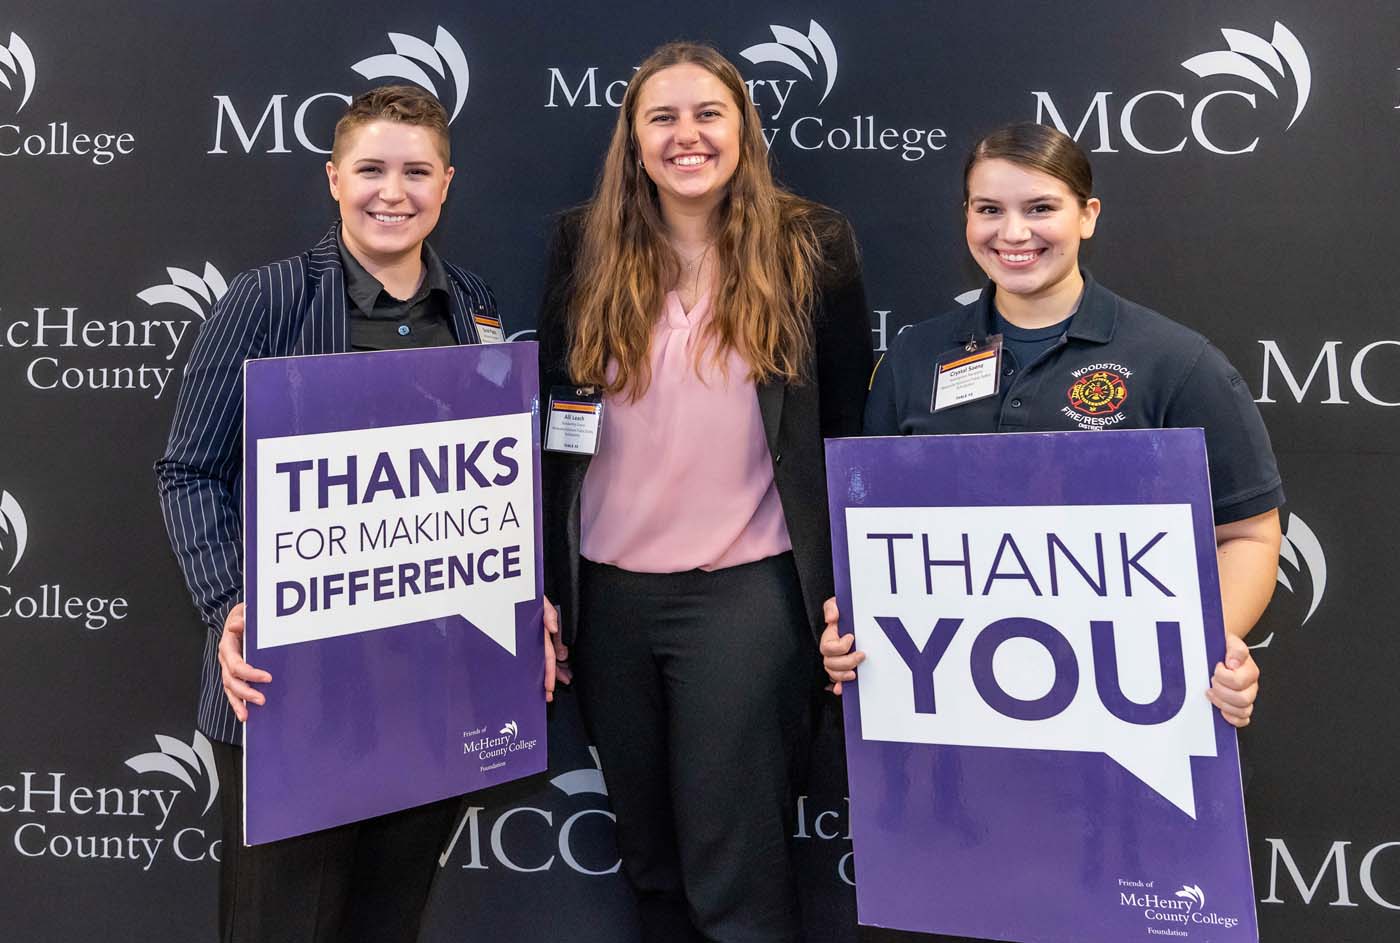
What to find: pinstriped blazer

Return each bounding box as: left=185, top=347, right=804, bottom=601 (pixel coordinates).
left=155, top=224, right=498, bottom=744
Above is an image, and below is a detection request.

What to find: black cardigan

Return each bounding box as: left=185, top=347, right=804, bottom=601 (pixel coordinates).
left=537, top=207, right=873, bottom=647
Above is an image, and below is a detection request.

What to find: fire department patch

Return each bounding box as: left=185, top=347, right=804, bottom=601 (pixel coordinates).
left=1067, top=369, right=1128, bottom=416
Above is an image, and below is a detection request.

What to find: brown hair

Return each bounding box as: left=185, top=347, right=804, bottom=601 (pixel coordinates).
left=331, top=84, right=451, bottom=166
left=567, top=42, right=828, bottom=398
left=963, top=122, right=1093, bottom=205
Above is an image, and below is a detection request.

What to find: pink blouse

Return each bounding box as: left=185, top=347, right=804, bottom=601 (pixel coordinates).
left=579, top=290, right=792, bottom=573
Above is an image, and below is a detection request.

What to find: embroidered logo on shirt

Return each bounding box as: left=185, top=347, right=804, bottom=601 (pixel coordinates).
left=1067, top=369, right=1128, bottom=416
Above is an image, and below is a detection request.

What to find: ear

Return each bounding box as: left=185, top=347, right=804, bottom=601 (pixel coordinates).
left=1079, top=197, right=1102, bottom=239
left=326, top=160, right=340, bottom=202
left=439, top=164, right=455, bottom=204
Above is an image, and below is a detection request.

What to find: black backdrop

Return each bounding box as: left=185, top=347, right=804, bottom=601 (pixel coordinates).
left=2, top=1, right=1397, bottom=940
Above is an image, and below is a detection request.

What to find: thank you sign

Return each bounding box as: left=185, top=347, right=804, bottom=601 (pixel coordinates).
left=826, top=430, right=1257, bottom=942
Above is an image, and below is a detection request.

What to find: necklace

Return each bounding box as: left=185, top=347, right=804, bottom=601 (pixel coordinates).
left=675, top=241, right=713, bottom=310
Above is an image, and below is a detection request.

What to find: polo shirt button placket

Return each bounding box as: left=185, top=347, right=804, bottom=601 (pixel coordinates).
left=398, top=324, right=410, bottom=336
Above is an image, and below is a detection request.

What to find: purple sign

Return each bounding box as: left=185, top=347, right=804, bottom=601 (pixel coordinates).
left=242, top=344, right=545, bottom=845
left=826, top=429, right=1257, bottom=942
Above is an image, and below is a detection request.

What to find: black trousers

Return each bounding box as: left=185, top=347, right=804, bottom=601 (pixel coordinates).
left=573, top=553, right=818, bottom=943
left=211, top=740, right=461, bottom=943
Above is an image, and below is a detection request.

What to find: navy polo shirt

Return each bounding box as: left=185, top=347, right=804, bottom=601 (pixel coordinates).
left=866, top=275, right=1284, bottom=524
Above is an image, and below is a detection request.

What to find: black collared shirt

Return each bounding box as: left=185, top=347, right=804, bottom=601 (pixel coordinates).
left=337, top=231, right=458, bottom=351
left=867, top=274, right=1285, bottom=524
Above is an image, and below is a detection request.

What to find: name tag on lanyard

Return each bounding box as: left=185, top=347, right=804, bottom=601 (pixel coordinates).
left=473, top=311, right=506, bottom=344
left=545, top=385, right=604, bottom=454
left=932, top=335, right=1003, bottom=412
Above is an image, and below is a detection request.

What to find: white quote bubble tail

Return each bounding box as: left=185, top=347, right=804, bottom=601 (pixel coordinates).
left=459, top=597, right=519, bottom=655
left=1108, top=739, right=1212, bottom=819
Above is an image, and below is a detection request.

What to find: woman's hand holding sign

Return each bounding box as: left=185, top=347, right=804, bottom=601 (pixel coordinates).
left=1206, top=634, right=1259, bottom=728
left=819, top=597, right=864, bottom=696
left=219, top=602, right=271, bottom=721
left=544, top=596, right=571, bottom=703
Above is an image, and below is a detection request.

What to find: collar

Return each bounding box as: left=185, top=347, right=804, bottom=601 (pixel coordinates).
left=958, top=270, right=1117, bottom=346
left=335, top=226, right=450, bottom=316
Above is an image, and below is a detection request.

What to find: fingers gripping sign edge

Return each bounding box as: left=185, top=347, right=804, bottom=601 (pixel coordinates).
left=221, top=602, right=271, bottom=721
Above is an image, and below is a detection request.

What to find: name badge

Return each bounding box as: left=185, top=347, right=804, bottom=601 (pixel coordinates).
left=473, top=311, right=506, bottom=344
left=545, top=385, right=604, bottom=454
left=932, top=335, right=1003, bottom=412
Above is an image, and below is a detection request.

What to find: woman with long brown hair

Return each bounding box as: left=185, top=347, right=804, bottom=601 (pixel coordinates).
left=538, top=41, right=872, bottom=943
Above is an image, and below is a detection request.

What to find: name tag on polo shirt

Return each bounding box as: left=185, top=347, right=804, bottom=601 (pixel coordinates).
left=473, top=310, right=506, bottom=344
left=932, top=335, right=1003, bottom=412
left=545, top=385, right=604, bottom=454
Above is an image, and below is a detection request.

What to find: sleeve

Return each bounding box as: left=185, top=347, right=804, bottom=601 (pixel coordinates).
left=154, top=270, right=269, bottom=633
left=536, top=210, right=582, bottom=397
left=1163, top=342, right=1285, bottom=524
left=535, top=212, right=584, bottom=610
left=814, top=215, right=874, bottom=439
left=864, top=348, right=900, bottom=436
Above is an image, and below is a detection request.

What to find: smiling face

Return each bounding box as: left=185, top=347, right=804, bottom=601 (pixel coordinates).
left=325, top=119, right=454, bottom=269
left=965, top=158, right=1100, bottom=322
left=633, top=63, right=741, bottom=220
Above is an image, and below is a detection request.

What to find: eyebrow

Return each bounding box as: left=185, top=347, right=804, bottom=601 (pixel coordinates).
left=643, top=100, right=729, bottom=117
left=352, top=158, right=436, bottom=167
left=968, top=194, right=1064, bottom=204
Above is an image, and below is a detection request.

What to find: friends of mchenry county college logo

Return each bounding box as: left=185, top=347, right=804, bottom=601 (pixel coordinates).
left=4, top=731, right=222, bottom=869
left=1117, top=879, right=1241, bottom=930
left=1252, top=511, right=1327, bottom=650
left=0, top=32, right=35, bottom=113
left=1175, top=883, right=1207, bottom=910
left=463, top=718, right=539, bottom=775
left=137, top=262, right=229, bottom=322
left=739, top=20, right=839, bottom=105
left=1036, top=20, right=1310, bottom=155
left=0, top=489, right=28, bottom=575
left=211, top=25, right=471, bottom=156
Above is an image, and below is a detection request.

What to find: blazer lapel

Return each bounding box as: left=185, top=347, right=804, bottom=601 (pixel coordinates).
left=446, top=280, right=477, bottom=345
left=294, top=226, right=349, bottom=355
left=757, top=379, right=784, bottom=456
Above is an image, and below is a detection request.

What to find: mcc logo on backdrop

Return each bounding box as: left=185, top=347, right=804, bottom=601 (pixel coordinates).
left=209, top=24, right=471, bottom=155
left=1035, top=20, right=1311, bottom=155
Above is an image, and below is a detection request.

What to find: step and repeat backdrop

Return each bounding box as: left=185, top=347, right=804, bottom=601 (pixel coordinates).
left=1, top=1, right=1397, bottom=940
